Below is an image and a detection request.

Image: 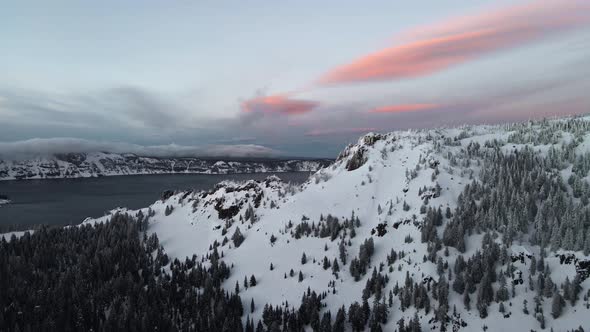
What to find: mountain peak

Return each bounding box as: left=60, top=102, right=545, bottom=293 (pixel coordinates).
left=85, top=115, right=590, bottom=331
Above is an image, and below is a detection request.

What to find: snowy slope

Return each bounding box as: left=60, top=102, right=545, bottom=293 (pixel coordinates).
left=86, top=116, right=590, bottom=331
left=0, top=152, right=331, bottom=180
left=0, top=230, right=30, bottom=242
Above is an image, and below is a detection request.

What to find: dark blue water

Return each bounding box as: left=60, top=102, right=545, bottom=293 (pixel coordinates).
left=0, top=172, right=310, bottom=229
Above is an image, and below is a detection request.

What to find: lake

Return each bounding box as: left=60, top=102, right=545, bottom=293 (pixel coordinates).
left=0, top=172, right=311, bottom=229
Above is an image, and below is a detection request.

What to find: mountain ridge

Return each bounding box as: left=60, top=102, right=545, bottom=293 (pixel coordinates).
left=9, top=115, right=590, bottom=331
left=0, top=152, right=332, bottom=181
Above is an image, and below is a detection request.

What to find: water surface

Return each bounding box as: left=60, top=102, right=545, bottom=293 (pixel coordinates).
left=0, top=172, right=310, bottom=229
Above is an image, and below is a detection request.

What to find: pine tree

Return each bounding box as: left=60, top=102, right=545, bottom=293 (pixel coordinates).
left=333, top=306, right=346, bottom=332
left=452, top=272, right=465, bottom=294
left=551, top=292, right=564, bottom=318
left=543, top=275, right=554, bottom=298
left=437, top=257, right=445, bottom=275
left=339, top=241, right=347, bottom=265
left=538, top=311, right=546, bottom=329
left=538, top=254, right=545, bottom=273
left=323, top=256, right=331, bottom=270
left=463, top=291, right=471, bottom=311
left=496, top=274, right=509, bottom=302
left=563, top=277, right=572, bottom=303
left=245, top=316, right=253, bottom=332
left=584, top=229, right=590, bottom=255
left=320, top=311, right=332, bottom=332
left=571, top=275, right=582, bottom=306
left=164, top=205, right=173, bottom=216
left=231, top=227, right=245, bottom=247
left=332, top=258, right=340, bottom=273
left=403, top=201, right=410, bottom=211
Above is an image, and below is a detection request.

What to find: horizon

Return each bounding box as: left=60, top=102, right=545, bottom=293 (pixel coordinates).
left=3, top=3, right=590, bottom=328
left=1, top=113, right=589, bottom=160
left=2, top=0, right=590, bottom=157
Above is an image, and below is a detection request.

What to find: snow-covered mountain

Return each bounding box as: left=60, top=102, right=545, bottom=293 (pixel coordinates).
left=0, top=152, right=331, bottom=180
left=84, top=116, right=590, bottom=331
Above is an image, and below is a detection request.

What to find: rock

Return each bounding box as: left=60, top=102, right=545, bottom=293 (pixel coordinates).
left=161, top=190, right=175, bottom=201
left=345, top=147, right=367, bottom=171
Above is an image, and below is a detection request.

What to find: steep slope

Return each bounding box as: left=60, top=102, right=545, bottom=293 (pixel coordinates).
left=87, top=117, right=590, bottom=331
left=0, top=152, right=331, bottom=180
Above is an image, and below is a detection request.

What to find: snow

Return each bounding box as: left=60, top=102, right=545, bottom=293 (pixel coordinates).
left=0, top=230, right=32, bottom=242
left=0, top=153, right=330, bottom=181
left=75, top=117, right=590, bottom=330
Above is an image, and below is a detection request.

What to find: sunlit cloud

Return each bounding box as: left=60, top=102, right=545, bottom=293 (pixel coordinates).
left=369, top=103, right=438, bottom=113
left=318, top=0, right=590, bottom=85
left=241, top=94, right=319, bottom=115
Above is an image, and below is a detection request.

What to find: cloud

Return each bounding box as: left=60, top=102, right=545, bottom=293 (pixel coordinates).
left=214, top=136, right=257, bottom=144
left=100, top=87, right=180, bottom=128
left=241, top=94, right=319, bottom=115
left=318, top=0, right=590, bottom=85
left=305, top=127, right=378, bottom=137
left=0, top=85, right=191, bottom=131
left=369, top=104, right=438, bottom=113
left=0, top=138, right=279, bottom=160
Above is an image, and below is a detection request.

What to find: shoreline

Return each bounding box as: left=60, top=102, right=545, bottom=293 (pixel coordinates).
left=0, top=169, right=319, bottom=182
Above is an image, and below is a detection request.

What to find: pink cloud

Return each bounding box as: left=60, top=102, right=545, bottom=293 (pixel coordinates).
left=305, top=127, right=378, bottom=137
left=318, top=0, right=590, bottom=85
left=370, top=103, right=438, bottom=113
left=241, top=94, right=319, bottom=115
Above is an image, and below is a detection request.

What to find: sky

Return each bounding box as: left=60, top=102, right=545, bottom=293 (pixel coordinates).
left=1, top=0, right=589, bottom=158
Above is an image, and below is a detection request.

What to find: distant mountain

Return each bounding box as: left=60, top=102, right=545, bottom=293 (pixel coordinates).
left=0, top=152, right=332, bottom=180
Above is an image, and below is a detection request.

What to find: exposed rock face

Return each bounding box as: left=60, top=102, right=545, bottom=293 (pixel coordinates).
left=160, top=190, right=175, bottom=201
left=336, top=132, right=388, bottom=171
left=215, top=200, right=242, bottom=220
left=555, top=253, right=590, bottom=280
left=345, top=147, right=367, bottom=171
left=55, top=153, right=87, bottom=166
left=362, top=133, right=384, bottom=146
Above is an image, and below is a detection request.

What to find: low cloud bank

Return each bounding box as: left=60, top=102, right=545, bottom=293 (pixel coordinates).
left=0, top=138, right=279, bottom=160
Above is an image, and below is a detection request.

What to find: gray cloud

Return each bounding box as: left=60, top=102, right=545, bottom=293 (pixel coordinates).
left=1, top=58, right=588, bottom=160
left=214, top=136, right=257, bottom=144
left=97, top=86, right=182, bottom=129
left=0, top=85, right=200, bottom=132
left=0, top=137, right=279, bottom=160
